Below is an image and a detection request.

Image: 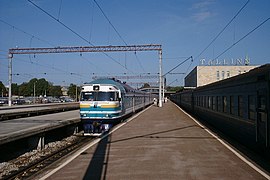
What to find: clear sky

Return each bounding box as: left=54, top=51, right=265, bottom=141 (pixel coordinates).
left=0, top=0, right=269, bottom=87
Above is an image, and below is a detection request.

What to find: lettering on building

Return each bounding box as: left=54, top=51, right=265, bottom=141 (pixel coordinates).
left=200, top=57, right=250, bottom=66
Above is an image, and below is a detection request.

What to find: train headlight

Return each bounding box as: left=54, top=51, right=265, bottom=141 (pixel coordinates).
left=80, top=113, right=87, bottom=117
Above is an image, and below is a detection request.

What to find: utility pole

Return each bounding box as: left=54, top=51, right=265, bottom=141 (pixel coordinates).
left=34, top=81, right=36, bottom=104
left=8, top=54, right=13, bottom=106
left=159, top=49, right=163, bottom=107
left=75, top=85, right=78, bottom=102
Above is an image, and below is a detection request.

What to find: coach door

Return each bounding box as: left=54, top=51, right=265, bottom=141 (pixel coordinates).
left=256, top=90, right=268, bottom=147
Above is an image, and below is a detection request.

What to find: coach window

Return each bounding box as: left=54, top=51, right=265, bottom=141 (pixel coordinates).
left=230, top=96, right=234, bottom=115
left=248, top=95, right=256, bottom=120
left=223, top=96, right=227, bottom=113
left=213, top=96, right=216, bottom=110
left=218, top=96, right=222, bottom=112
left=210, top=96, right=213, bottom=109
left=238, top=95, right=243, bottom=117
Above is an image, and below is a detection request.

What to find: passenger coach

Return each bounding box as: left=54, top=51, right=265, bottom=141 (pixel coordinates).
left=171, top=64, right=270, bottom=154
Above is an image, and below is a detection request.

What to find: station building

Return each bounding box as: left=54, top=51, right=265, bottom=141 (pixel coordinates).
left=184, top=65, right=258, bottom=87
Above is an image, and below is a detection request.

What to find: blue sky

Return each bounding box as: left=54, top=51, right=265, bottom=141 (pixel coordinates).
left=0, top=0, right=269, bottom=87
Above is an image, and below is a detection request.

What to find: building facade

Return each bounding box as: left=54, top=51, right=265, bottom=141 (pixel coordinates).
left=185, top=65, right=258, bottom=87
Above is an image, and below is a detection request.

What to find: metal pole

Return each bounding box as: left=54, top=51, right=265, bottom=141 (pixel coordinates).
left=8, top=54, right=13, bottom=106
left=159, top=50, right=163, bottom=107
left=75, top=85, right=78, bottom=102
left=162, top=76, right=165, bottom=103
left=34, top=82, right=36, bottom=104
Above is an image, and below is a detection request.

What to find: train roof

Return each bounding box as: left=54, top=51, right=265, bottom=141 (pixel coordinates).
left=83, top=79, right=134, bottom=93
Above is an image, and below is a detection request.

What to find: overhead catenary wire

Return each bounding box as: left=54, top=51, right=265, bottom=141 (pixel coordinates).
left=27, top=0, right=131, bottom=73
left=164, top=56, right=193, bottom=77
left=213, top=17, right=270, bottom=61
left=195, top=0, right=250, bottom=60
left=92, top=0, right=128, bottom=46
left=0, top=19, right=109, bottom=81
left=92, top=0, right=146, bottom=73
left=0, top=18, right=55, bottom=47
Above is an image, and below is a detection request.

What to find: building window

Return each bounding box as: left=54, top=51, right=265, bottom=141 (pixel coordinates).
left=217, top=71, right=220, bottom=80
left=223, top=96, right=227, bottom=113
left=227, top=71, right=230, bottom=78
left=222, top=71, right=225, bottom=80
left=238, top=70, right=241, bottom=75
left=238, top=95, right=243, bottom=117
left=248, top=95, right=256, bottom=120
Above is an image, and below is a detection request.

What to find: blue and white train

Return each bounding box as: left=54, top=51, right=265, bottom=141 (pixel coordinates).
left=80, top=78, right=156, bottom=135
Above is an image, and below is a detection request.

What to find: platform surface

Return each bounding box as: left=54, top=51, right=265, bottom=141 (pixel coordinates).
left=0, top=110, right=80, bottom=145
left=44, top=101, right=268, bottom=180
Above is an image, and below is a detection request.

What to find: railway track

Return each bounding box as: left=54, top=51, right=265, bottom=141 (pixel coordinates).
left=1, top=134, right=94, bottom=180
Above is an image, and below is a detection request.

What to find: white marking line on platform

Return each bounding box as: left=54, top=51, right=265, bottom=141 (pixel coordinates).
left=175, top=104, right=270, bottom=180
left=40, top=105, right=152, bottom=180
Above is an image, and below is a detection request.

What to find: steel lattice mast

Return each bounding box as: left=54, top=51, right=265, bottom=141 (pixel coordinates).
left=9, top=44, right=161, bottom=54
left=8, top=44, right=163, bottom=107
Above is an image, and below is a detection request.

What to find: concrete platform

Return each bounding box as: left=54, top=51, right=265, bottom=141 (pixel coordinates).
left=42, top=101, right=269, bottom=179
left=0, top=110, right=80, bottom=145
left=0, top=102, right=79, bottom=121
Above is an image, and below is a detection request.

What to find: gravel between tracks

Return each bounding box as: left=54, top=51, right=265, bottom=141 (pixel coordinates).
left=0, top=135, right=80, bottom=179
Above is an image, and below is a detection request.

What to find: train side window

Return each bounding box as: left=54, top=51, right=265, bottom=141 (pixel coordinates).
left=248, top=95, right=256, bottom=120
left=258, top=95, right=267, bottom=122
left=238, top=95, right=243, bottom=117
left=210, top=96, right=213, bottom=109
left=217, top=96, right=219, bottom=111
left=223, top=96, right=227, bottom=113
left=213, top=96, right=216, bottom=110
left=230, top=96, right=234, bottom=115
left=218, top=96, right=222, bottom=112
left=202, top=96, right=204, bottom=107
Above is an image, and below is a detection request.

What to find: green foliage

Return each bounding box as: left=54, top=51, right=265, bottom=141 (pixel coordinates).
left=141, top=83, right=151, bottom=89
left=48, top=85, right=62, bottom=97
left=67, top=83, right=80, bottom=99
left=0, top=81, right=7, bottom=96
left=166, top=86, right=184, bottom=92
left=11, top=83, right=19, bottom=95
left=8, top=78, right=63, bottom=97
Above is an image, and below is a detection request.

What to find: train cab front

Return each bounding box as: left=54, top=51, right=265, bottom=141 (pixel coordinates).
left=80, top=84, right=122, bottom=136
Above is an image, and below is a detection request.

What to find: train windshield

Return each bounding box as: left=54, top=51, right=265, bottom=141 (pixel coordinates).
left=81, top=91, right=119, bottom=101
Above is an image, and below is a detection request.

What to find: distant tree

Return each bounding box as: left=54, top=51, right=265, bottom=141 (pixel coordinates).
left=166, top=86, right=184, bottom=92
left=48, top=85, right=62, bottom=97
left=67, top=84, right=80, bottom=99
left=141, top=83, right=151, bottom=89
left=18, top=82, right=29, bottom=96
left=11, top=83, right=19, bottom=96
left=0, top=81, right=7, bottom=97
left=36, top=78, right=49, bottom=96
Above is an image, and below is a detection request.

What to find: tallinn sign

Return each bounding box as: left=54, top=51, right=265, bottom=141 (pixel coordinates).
left=200, top=57, right=251, bottom=66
